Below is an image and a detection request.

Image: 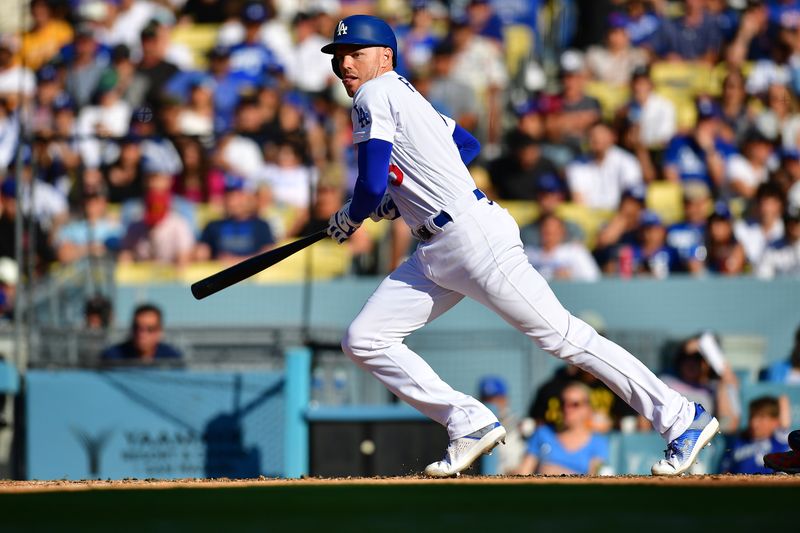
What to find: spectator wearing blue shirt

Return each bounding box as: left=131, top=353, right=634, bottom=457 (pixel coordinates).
left=727, top=0, right=773, bottom=66
left=205, top=45, right=259, bottom=134
left=515, top=382, right=610, bottom=475
left=394, top=1, right=440, bottom=78
left=101, top=303, right=182, bottom=363
left=664, top=98, right=736, bottom=191
left=649, top=0, right=723, bottom=63
left=720, top=395, right=791, bottom=474
left=56, top=184, right=122, bottom=264
left=229, top=2, right=284, bottom=86
left=630, top=210, right=685, bottom=278
left=624, top=0, right=662, bottom=48
left=194, top=174, right=275, bottom=262
left=667, top=180, right=712, bottom=272
left=466, top=0, right=505, bottom=45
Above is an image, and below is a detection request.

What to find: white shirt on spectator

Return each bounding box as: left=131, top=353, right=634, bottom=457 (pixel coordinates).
left=104, top=0, right=156, bottom=54
left=287, top=34, right=333, bottom=93
left=566, top=146, right=643, bottom=210
left=525, top=242, right=601, bottom=282
left=638, top=93, right=677, bottom=148
left=0, top=66, right=35, bottom=98
left=451, top=35, right=508, bottom=96
left=734, top=219, right=785, bottom=264
left=725, top=154, right=769, bottom=195
left=789, top=181, right=800, bottom=212
left=0, top=111, right=18, bottom=174
left=756, top=241, right=800, bottom=278
left=255, top=163, right=318, bottom=209
left=177, top=110, right=213, bottom=137
left=219, top=135, right=264, bottom=181
left=17, top=179, right=68, bottom=231
left=76, top=101, right=132, bottom=168
left=585, top=46, right=648, bottom=86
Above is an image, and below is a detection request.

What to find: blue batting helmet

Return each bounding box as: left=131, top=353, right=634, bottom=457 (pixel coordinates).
left=320, top=15, right=398, bottom=79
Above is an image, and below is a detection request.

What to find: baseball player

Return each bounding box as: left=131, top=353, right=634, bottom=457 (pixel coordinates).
left=321, top=15, right=719, bottom=477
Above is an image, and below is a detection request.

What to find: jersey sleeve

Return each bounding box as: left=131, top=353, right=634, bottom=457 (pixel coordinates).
left=352, top=85, right=396, bottom=144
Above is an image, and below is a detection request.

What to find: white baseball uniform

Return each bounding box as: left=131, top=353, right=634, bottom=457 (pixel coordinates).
left=342, top=71, right=695, bottom=442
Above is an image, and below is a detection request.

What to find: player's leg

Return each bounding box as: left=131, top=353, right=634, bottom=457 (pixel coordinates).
left=428, top=201, right=695, bottom=441
left=341, top=253, right=498, bottom=439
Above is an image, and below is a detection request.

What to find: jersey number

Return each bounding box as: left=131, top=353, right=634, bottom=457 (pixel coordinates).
left=388, top=164, right=403, bottom=186
left=397, top=76, right=415, bottom=92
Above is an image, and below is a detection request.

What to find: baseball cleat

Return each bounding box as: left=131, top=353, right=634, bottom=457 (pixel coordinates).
left=424, top=422, right=507, bottom=478
left=651, top=404, right=719, bottom=476
left=763, top=450, right=800, bottom=474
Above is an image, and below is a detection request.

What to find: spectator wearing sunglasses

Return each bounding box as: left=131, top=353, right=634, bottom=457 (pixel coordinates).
left=100, top=303, right=182, bottom=363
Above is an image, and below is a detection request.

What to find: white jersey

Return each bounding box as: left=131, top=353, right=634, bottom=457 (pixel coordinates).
left=350, top=70, right=476, bottom=230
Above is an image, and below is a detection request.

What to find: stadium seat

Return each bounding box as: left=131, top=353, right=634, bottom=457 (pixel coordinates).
left=645, top=181, right=684, bottom=225
left=555, top=203, right=614, bottom=249
left=502, top=24, right=534, bottom=77
left=114, top=262, right=179, bottom=284
left=720, top=334, right=767, bottom=383
left=253, top=238, right=351, bottom=283
left=585, top=80, right=630, bottom=121
left=738, top=382, right=800, bottom=430
left=170, top=24, right=220, bottom=69
left=500, top=200, right=540, bottom=227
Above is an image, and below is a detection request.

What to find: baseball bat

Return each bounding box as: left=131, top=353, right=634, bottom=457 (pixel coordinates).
left=190, top=230, right=328, bottom=300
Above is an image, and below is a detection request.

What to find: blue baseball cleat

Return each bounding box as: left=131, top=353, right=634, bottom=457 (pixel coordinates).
left=424, top=422, right=507, bottom=477
left=652, top=404, right=720, bottom=476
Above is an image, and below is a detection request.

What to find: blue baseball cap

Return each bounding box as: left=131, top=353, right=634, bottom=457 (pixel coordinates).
left=608, top=12, right=629, bottom=29
left=640, top=210, right=662, bottom=227
left=478, top=375, right=508, bottom=398
left=513, top=98, right=541, bottom=117
left=1, top=179, right=16, bottom=198
left=696, top=97, right=721, bottom=121
left=622, top=184, right=647, bottom=204
left=711, top=201, right=732, bottom=220
left=51, top=93, right=75, bottom=112
left=781, top=147, right=800, bottom=161
left=223, top=173, right=248, bottom=192
left=537, top=173, right=566, bottom=194
left=36, top=64, right=58, bottom=83
left=242, top=2, right=268, bottom=23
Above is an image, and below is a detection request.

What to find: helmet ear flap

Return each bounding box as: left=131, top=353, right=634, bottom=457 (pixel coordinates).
left=331, top=57, right=342, bottom=79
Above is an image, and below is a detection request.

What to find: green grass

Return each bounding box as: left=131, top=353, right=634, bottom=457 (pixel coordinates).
left=0, top=483, right=794, bottom=532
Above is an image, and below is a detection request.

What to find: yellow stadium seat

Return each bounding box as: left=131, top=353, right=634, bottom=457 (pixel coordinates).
left=170, top=24, right=220, bottom=69
left=195, top=203, right=224, bottom=231
left=503, top=24, right=534, bottom=77
left=555, top=203, right=614, bottom=249
left=115, top=262, right=179, bottom=284
left=253, top=238, right=352, bottom=283
left=499, top=200, right=540, bottom=227
left=646, top=181, right=684, bottom=225
left=361, top=218, right=390, bottom=242
left=585, top=81, right=630, bottom=121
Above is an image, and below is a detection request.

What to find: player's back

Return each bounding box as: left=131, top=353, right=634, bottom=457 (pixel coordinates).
left=352, top=71, right=477, bottom=229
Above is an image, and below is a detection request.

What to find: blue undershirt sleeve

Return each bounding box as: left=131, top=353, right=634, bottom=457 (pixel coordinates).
left=452, top=124, right=481, bottom=166
left=348, top=138, right=393, bottom=222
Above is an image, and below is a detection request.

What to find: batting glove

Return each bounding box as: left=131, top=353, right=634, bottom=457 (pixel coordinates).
left=369, top=192, right=400, bottom=222
left=327, top=200, right=362, bottom=244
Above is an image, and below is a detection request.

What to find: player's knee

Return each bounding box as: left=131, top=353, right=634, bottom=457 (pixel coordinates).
left=538, top=315, right=597, bottom=361
left=341, top=321, right=372, bottom=360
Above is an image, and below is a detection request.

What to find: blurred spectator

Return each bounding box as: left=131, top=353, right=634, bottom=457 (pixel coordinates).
left=706, top=0, right=741, bottom=43
left=524, top=213, right=600, bottom=282
left=466, top=0, right=504, bottom=45
left=107, top=44, right=145, bottom=108
left=0, top=257, right=17, bottom=320
left=0, top=37, right=36, bottom=106
left=734, top=182, right=786, bottom=265
left=516, top=382, right=610, bottom=475
left=566, top=121, right=643, bottom=210
left=206, top=45, right=257, bottom=135
left=255, top=140, right=318, bottom=210
left=130, top=106, right=183, bottom=177
left=173, top=137, right=225, bottom=205
left=661, top=334, right=740, bottom=433
left=395, top=1, right=441, bottom=77
left=704, top=201, right=748, bottom=274
left=756, top=208, right=800, bottom=277
left=20, top=0, right=74, bottom=71
left=177, top=78, right=215, bottom=138
left=425, top=41, right=478, bottom=132
left=629, top=210, right=685, bottom=278
left=774, top=148, right=800, bottom=208
left=84, top=294, right=113, bottom=330
left=216, top=0, right=293, bottom=69
left=136, top=21, right=180, bottom=109
left=102, top=0, right=160, bottom=57
left=594, top=185, right=647, bottom=271
left=477, top=375, right=526, bottom=475
left=753, top=82, right=800, bottom=149
left=101, top=303, right=182, bottom=362
left=719, top=395, right=791, bottom=474
left=761, top=323, right=800, bottom=383
left=0, top=179, right=55, bottom=275
left=544, top=50, right=602, bottom=154
left=727, top=0, right=772, bottom=66
left=624, top=0, right=662, bottom=48
left=64, top=25, right=108, bottom=110
left=228, top=2, right=284, bottom=85
left=55, top=184, right=122, bottom=264
left=39, top=94, right=81, bottom=191
left=30, top=64, right=62, bottom=136
left=649, top=0, right=723, bottom=64
left=118, top=176, right=195, bottom=267
left=725, top=128, right=776, bottom=200
left=586, top=13, right=648, bottom=86
left=663, top=98, right=736, bottom=191
left=105, top=134, right=143, bottom=204
left=505, top=99, right=573, bottom=171
left=11, top=148, right=68, bottom=233
left=718, top=71, right=752, bottom=145
left=666, top=181, right=712, bottom=269
left=488, top=133, right=561, bottom=201
left=0, top=98, right=18, bottom=174
left=286, top=12, right=333, bottom=94
left=76, top=73, right=133, bottom=170
left=528, top=363, right=639, bottom=434
left=519, top=174, right=584, bottom=248
left=194, top=175, right=275, bottom=263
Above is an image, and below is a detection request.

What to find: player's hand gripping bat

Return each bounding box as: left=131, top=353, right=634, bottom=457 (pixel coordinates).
left=190, top=230, right=328, bottom=300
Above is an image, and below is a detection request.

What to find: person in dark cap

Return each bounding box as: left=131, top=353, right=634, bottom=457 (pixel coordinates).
left=194, top=173, right=275, bottom=263
left=228, top=2, right=284, bottom=85
left=136, top=21, right=179, bottom=108
left=629, top=210, right=684, bottom=278
left=519, top=173, right=585, bottom=250
left=488, top=133, right=561, bottom=201
left=64, top=24, right=106, bottom=108
left=593, top=184, right=647, bottom=272
left=663, top=97, right=737, bottom=190
left=734, top=182, right=787, bottom=265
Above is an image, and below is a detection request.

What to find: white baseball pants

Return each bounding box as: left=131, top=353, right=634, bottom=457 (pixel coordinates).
left=341, top=195, right=695, bottom=442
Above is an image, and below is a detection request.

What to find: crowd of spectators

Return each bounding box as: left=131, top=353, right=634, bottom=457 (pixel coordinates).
left=1, top=0, right=800, bottom=303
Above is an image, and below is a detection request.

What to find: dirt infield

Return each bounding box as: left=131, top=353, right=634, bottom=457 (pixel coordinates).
left=1, top=473, right=798, bottom=493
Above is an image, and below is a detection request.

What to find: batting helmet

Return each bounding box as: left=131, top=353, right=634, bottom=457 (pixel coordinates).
left=320, top=15, right=398, bottom=79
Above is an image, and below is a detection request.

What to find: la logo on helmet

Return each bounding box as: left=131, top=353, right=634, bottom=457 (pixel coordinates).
left=337, top=20, right=348, bottom=36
